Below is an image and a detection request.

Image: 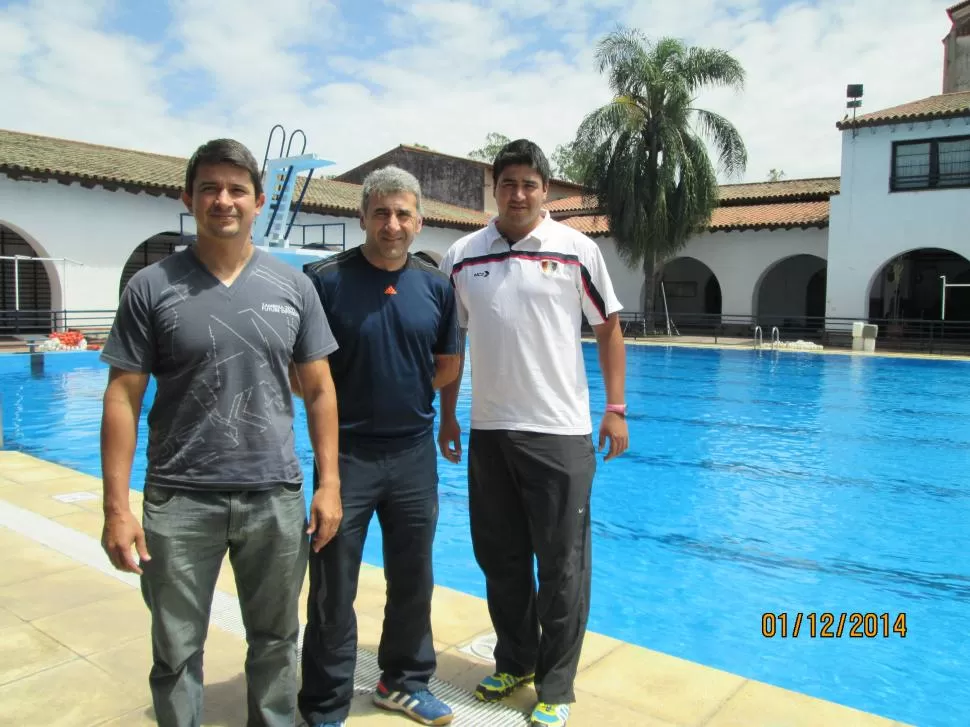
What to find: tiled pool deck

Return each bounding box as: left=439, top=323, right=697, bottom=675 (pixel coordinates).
left=0, top=450, right=912, bottom=727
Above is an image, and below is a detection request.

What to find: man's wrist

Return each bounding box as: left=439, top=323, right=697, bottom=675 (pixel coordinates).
left=317, top=471, right=340, bottom=492
left=103, top=497, right=130, bottom=517
left=605, top=403, right=627, bottom=417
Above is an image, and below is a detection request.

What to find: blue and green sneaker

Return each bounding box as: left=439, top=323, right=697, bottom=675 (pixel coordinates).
left=530, top=702, right=570, bottom=726
left=474, top=671, right=535, bottom=702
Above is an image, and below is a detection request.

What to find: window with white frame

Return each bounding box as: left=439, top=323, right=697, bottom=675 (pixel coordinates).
left=891, top=136, right=970, bottom=191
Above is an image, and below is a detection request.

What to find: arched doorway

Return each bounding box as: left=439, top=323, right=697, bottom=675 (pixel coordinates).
left=806, top=269, right=826, bottom=319
left=0, top=223, right=57, bottom=334
left=754, top=254, right=827, bottom=330
left=645, top=257, right=722, bottom=328
left=120, top=233, right=184, bottom=298
left=868, top=248, right=970, bottom=322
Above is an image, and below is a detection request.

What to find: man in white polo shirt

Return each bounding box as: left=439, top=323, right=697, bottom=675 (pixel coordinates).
left=437, top=139, right=629, bottom=727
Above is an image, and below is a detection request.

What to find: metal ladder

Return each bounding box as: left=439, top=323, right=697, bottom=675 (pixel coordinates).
left=252, top=125, right=335, bottom=248
left=771, top=326, right=780, bottom=350
left=754, top=326, right=763, bottom=349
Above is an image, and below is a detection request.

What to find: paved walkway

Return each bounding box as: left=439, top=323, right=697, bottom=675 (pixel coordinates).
left=0, top=451, right=910, bottom=726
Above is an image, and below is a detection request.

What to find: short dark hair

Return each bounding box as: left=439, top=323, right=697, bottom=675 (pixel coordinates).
left=184, top=139, right=263, bottom=197
left=492, top=139, right=550, bottom=187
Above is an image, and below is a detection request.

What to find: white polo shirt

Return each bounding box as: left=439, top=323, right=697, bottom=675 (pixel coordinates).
left=440, top=211, right=622, bottom=435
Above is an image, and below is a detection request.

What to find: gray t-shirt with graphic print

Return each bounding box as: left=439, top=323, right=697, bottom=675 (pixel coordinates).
left=100, top=246, right=338, bottom=491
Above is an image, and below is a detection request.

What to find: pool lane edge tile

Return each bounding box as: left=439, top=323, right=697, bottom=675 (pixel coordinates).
left=700, top=679, right=911, bottom=727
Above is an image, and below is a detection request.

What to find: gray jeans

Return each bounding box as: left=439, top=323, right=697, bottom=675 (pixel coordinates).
left=140, top=483, right=309, bottom=727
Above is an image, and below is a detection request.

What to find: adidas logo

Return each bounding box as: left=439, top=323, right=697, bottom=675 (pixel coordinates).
left=384, top=285, right=397, bottom=295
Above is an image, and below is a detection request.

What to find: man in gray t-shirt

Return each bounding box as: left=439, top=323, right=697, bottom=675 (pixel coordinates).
left=99, top=138, right=341, bottom=727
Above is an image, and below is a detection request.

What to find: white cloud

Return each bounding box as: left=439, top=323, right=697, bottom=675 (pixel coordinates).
left=0, top=0, right=959, bottom=185
left=0, top=0, right=197, bottom=153
left=167, top=0, right=340, bottom=96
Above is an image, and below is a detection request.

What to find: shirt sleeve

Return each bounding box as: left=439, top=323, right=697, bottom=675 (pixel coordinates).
left=579, top=239, right=623, bottom=325
left=99, top=275, right=156, bottom=373
left=438, top=246, right=469, bottom=329
left=433, top=278, right=460, bottom=355
left=293, top=272, right=339, bottom=363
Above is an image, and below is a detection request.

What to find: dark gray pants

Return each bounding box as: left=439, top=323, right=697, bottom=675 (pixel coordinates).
left=140, top=483, right=309, bottom=727
left=468, top=429, right=596, bottom=704
left=299, top=434, right=440, bottom=725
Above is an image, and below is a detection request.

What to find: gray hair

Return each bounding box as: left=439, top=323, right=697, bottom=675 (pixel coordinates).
left=360, top=165, right=424, bottom=216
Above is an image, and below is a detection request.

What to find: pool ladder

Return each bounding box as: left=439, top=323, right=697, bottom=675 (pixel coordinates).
left=754, top=326, right=781, bottom=350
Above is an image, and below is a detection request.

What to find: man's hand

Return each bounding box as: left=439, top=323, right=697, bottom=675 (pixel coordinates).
left=101, top=510, right=150, bottom=574
left=438, top=417, right=462, bottom=463
left=598, top=412, right=629, bottom=462
left=307, top=480, right=342, bottom=552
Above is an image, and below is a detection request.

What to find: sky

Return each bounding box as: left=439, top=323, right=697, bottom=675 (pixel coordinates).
left=0, top=0, right=959, bottom=183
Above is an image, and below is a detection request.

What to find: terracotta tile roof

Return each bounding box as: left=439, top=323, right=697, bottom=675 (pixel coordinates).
left=0, top=128, right=187, bottom=192
left=544, top=176, right=839, bottom=215
left=835, top=91, right=970, bottom=130
left=949, top=0, right=970, bottom=20
left=708, top=200, right=830, bottom=231
left=0, top=129, right=489, bottom=229
left=716, top=176, right=839, bottom=203
left=558, top=215, right=611, bottom=236
left=544, top=195, right=598, bottom=213
left=559, top=200, right=830, bottom=236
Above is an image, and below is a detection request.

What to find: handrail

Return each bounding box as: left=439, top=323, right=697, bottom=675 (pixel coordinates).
left=261, top=124, right=286, bottom=177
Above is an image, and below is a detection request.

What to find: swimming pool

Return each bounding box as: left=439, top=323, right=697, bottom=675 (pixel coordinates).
left=1, top=345, right=967, bottom=727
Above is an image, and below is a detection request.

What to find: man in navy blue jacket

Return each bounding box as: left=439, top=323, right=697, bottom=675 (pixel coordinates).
left=295, top=166, right=461, bottom=727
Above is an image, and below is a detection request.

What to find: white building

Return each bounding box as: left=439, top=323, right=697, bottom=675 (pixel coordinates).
left=0, top=130, right=485, bottom=334
left=1, top=2, right=968, bottom=348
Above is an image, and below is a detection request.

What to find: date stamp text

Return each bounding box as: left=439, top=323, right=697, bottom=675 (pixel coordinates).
left=761, top=612, right=907, bottom=638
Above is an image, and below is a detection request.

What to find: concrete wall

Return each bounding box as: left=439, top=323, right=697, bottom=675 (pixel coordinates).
left=943, top=8, right=970, bottom=93
left=596, top=227, right=829, bottom=317
left=826, top=119, right=970, bottom=323
left=338, top=149, right=484, bottom=212
left=0, top=175, right=184, bottom=315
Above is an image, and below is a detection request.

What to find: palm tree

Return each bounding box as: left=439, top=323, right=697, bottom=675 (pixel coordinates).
left=575, top=29, right=748, bottom=332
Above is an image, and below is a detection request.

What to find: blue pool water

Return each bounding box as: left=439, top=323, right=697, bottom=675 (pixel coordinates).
left=1, top=345, right=968, bottom=727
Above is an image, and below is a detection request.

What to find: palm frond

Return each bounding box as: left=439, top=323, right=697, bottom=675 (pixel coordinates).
left=680, top=46, right=745, bottom=95
left=693, top=109, right=748, bottom=179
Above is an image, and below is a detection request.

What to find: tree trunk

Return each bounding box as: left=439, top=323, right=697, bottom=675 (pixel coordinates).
left=642, top=253, right=657, bottom=334
left=641, top=252, right=670, bottom=335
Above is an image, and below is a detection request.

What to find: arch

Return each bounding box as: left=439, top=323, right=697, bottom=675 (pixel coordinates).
left=0, top=221, right=62, bottom=334
left=413, top=249, right=442, bottom=266
left=752, top=254, right=827, bottom=330
left=642, top=256, right=722, bottom=328
left=866, top=247, right=970, bottom=322
left=119, top=232, right=185, bottom=298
